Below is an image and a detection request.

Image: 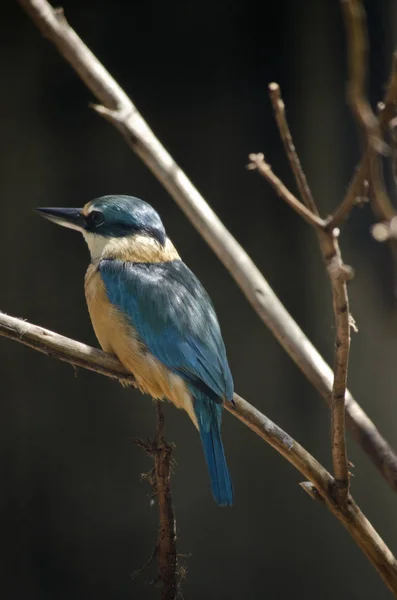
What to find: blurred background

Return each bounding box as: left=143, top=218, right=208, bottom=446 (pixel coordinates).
left=1, top=0, right=397, bottom=598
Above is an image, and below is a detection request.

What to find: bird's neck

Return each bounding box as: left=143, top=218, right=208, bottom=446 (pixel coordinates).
left=83, top=232, right=180, bottom=264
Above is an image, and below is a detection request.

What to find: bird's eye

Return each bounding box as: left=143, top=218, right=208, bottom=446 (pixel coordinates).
left=88, top=210, right=104, bottom=227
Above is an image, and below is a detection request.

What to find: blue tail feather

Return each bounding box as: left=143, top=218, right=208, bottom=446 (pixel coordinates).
left=193, top=392, right=233, bottom=506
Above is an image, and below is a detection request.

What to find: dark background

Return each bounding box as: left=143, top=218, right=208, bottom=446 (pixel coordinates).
left=1, top=1, right=397, bottom=598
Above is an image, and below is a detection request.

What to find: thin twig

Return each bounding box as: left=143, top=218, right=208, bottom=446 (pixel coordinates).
left=329, top=153, right=369, bottom=228
left=248, top=153, right=352, bottom=502
left=342, top=0, right=393, bottom=241
left=247, top=153, right=325, bottom=227
left=1, top=310, right=396, bottom=592
left=0, top=311, right=135, bottom=384
left=131, top=545, right=158, bottom=581
left=268, top=82, right=319, bottom=215
left=329, top=10, right=397, bottom=229
left=15, top=0, right=397, bottom=496
left=341, top=0, right=385, bottom=155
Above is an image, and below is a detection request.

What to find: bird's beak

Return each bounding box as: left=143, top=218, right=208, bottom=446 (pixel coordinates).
left=35, top=207, right=85, bottom=232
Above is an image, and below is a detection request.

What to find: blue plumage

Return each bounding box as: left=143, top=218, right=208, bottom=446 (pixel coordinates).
left=86, top=195, right=166, bottom=244
left=194, top=392, right=233, bottom=506
left=100, top=258, right=234, bottom=505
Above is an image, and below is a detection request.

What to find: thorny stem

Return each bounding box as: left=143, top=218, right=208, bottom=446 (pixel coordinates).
left=153, top=403, right=178, bottom=600
left=134, top=404, right=178, bottom=600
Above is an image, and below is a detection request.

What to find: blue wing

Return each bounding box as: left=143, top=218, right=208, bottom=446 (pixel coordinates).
left=100, top=257, right=234, bottom=505
left=99, top=258, right=233, bottom=402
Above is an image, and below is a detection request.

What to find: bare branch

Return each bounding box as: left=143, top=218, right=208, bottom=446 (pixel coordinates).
left=247, top=153, right=325, bottom=228
left=330, top=7, right=397, bottom=230
left=341, top=0, right=385, bottom=154
left=325, top=233, right=353, bottom=501
left=266, top=72, right=355, bottom=500
left=268, top=82, right=319, bottom=215
left=229, top=395, right=397, bottom=593
left=330, top=155, right=368, bottom=228
left=340, top=0, right=394, bottom=229
left=248, top=143, right=352, bottom=502
left=0, top=311, right=135, bottom=384
left=15, top=0, right=397, bottom=500
left=1, top=310, right=397, bottom=592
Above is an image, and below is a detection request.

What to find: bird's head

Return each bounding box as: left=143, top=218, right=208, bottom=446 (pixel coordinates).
left=35, top=195, right=176, bottom=262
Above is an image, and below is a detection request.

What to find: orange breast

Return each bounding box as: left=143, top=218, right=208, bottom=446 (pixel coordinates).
left=84, top=264, right=197, bottom=427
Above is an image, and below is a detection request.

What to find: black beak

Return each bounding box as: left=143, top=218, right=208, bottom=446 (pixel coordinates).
left=35, top=207, right=85, bottom=231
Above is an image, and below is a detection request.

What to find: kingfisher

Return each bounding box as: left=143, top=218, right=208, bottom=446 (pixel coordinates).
left=35, top=195, right=233, bottom=506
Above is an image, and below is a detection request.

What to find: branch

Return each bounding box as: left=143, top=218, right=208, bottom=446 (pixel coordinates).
left=264, top=83, right=357, bottom=501
left=248, top=152, right=352, bottom=502
left=1, top=310, right=397, bottom=593
left=326, top=237, right=353, bottom=501
left=15, top=0, right=397, bottom=501
left=247, top=153, right=325, bottom=228
left=329, top=6, right=397, bottom=229
left=342, top=0, right=394, bottom=238
left=0, top=311, right=135, bottom=383
left=268, top=82, right=319, bottom=216
left=136, top=404, right=178, bottom=600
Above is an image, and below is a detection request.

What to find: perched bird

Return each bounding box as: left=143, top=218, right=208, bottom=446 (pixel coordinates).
left=36, top=195, right=234, bottom=506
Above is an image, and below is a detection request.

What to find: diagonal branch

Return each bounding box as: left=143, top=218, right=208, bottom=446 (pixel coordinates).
left=1, top=310, right=397, bottom=593
left=247, top=153, right=325, bottom=227
left=0, top=311, right=135, bottom=383
left=15, top=0, right=397, bottom=497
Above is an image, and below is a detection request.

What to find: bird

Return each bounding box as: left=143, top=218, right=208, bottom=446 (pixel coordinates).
left=35, top=195, right=234, bottom=506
